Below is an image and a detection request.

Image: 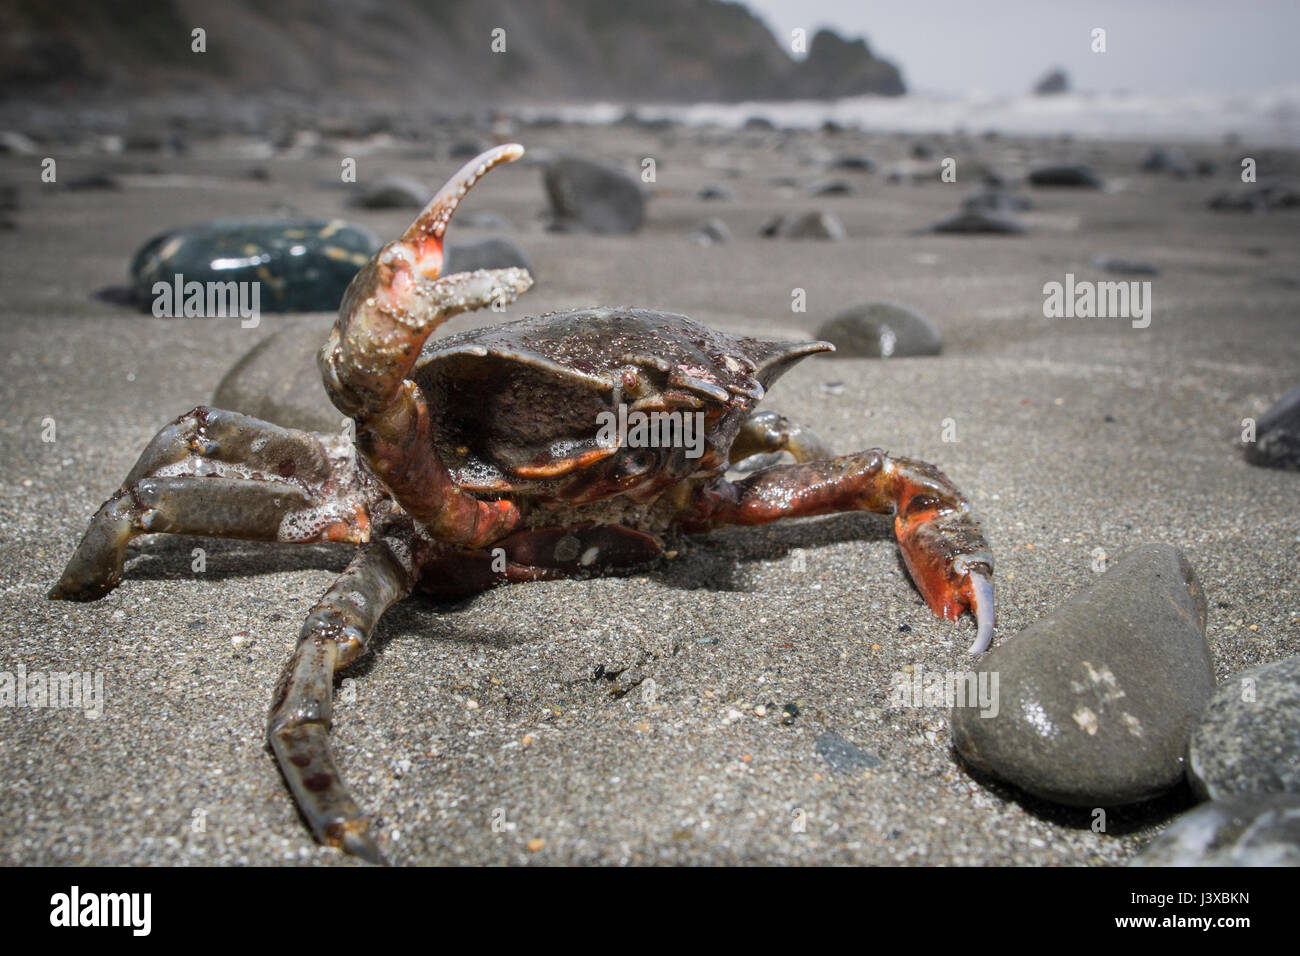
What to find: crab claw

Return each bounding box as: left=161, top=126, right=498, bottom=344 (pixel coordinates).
left=398, top=142, right=526, bottom=282
left=895, top=498, right=996, bottom=654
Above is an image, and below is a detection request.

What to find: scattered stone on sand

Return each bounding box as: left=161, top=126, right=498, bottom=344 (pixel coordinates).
left=443, top=237, right=533, bottom=276
left=1140, top=148, right=1192, bottom=177
left=687, top=218, right=730, bottom=246
left=457, top=210, right=513, bottom=230
left=1093, top=255, right=1160, bottom=276
left=698, top=184, right=735, bottom=201
left=963, top=189, right=1032, bottom=213
left=884, top=161, right=942, bottom=184
left=1028, top=163, right=1105, bottom=189
left=814, top=301, right=943, bottom=358
left=805, top=178, right=854, bottom=197
left=1209, top=179, right=1300, bottom=212
left=0, top=130, right=39, bottom=154
left=1188, top=655, right=1300, bottom=800
left=930, top=207, right=1026, bottom=235
left=350, top=175, right=429, bottom=209
left=1244, top=386, right=1300, bottom=470
left=544, top=155, right=645, bottom=234
left=830, top=154, right=877, bottom=172
left=815, top=731, right=882, bottom=774
left=212, top=318, right=341, bottom=433
left=760, top=211, right=846, bottom=240
left=65, top=171, right=122, bottom=191
left=1194, top=158, right=1218, bottom=177
left=1129, top=795, right=1300, bottom=866
left=951, top=543, right=1215, bottom=807
left=131, top=218, right=382, bottom=313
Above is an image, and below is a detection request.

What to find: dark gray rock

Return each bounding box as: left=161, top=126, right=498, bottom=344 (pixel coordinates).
left=760, top=211, right=845, bottom=240
left=351, top=175, right=429, bottom=209
left=544, top=156, right=645, bottom=234
left=830, top=155, right=877, bottom=172
left=815, top=301, right=942, bottom=358
left=1244, top=386, right=1300, bottom=470
left=931, top=207, right=1026, bottom=235
left=815, top=732, right=882, bottom=774
left=805, top=178, right=854, bottom=197
left=1209, top=179, right=1300, bottom=212
left=687, top=218, right=730, bottom=246
left=1028, top=164, right=1105, bottom=188
left=1189, top=655, right=1300, bottom=800
left=698, top=184, right=735, bottom=201
left=212, top=318, right=342, bottom=433
left=962, top=189, right=1032, bottom=213
left=1130, top=795, right=1300, bottom=866
left=1139, top=148, right=1192, bottom=177
left=443, top=237, right=533, bottom=276
left=1093, top=255, right=1160, bottom=276
left=130, top=218, right=382, bottom=313
left=951, top=543, right=1215, bottom=806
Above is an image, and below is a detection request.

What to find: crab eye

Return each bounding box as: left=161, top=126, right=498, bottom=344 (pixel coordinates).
left=615, top=448, right=659, bottom=478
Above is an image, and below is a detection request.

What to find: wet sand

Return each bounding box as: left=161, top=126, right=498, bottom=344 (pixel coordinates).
left=1, top=122, right=1297, bottom=864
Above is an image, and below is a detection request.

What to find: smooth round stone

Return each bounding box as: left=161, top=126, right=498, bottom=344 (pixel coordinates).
left=544, top=156, right=645, bottom=234
left=1027, top=163, right=1105, bottom=188
left=963, top=189, right=1032, bottom=213
left=760, top=210, right=846, bottom=240
left=443, top=237, right=533, bottom=276
left=351, top=175, right=428, bottom=209
left=1188, top=655, right=1300, bottom=799
left=1130, top=795, right=1300, bottom=866
left=931, top=207, right=1026, bottom=235
left=698, top=184, right=735, bottom=201
left=1139, top=148, right=1192, bottom=177
left=131, top=218, right=381, bottom=313
left=212, top=317, right=341, bottom=433
left=805, top=178, right=854, bottom=196
left=951, top=543, right=1215, bottom=806
left=1093, top=255, right=1160, bottom=276
left=687, top=218, right=730, bottom=246
left=814, top=301, right=942, bottom=358
left=1243, top=385, right=1300, bottom=470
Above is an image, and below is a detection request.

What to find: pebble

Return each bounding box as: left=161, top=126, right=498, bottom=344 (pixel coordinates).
left=1092, top=255, right=1160, bottom=276
left=698, top=184, right=735, bottom=201
left=443, top=237, right=533, bottom=276
left=814, top=301, right=943, bottom=358
left=760, top=211, right=846, bottom=240
left=951, top=543, right=1215, bottom=806
left=1027, top=163, right=1105, bottom=189
left=1188, top=655, right=1300, bottom=799
left=130, top=218, right=381, bottom=313
left=1243, top=386, right=1300, bottom=470
left=351, top=175, right=428, bottom=209
left=544, top=155, right=645, bottom=234
left=815, top=732, right=882, bottom=774
left=687, top=218, right=730, bottom=246
left=1130, top=795, right=1300, bottom=866
left=213, top=318, right=341, bottom=432
left=930, top=207, right=1026, bottom=235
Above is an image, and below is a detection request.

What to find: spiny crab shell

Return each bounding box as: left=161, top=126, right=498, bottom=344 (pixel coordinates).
left=414, top=307, right=834, bottom=494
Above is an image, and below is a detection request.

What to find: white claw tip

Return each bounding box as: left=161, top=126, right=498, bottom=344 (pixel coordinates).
left=965, top=572, right=996, bottom=654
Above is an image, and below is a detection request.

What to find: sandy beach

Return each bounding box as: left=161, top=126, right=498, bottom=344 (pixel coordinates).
left=1, top=119, right=1297, bottom=865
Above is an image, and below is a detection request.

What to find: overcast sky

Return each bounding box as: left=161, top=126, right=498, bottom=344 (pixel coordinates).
left=746, top=0, right=1300, bottom=96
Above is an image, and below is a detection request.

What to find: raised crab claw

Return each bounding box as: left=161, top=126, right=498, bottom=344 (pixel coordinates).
left=50, top=144, right=994, bottom=863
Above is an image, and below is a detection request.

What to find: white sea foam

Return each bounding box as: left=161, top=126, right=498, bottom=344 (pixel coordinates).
left=521, top=86, right=1300, bottom=147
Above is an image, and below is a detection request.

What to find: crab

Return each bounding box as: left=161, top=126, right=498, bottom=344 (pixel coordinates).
left=50, top=144, right=994, bottom=863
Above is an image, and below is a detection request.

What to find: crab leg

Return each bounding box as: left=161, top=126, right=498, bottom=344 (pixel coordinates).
left=320, top=145, right=531, bottom=547
left=681, top=449, right=995, bottom=653
left=49, top=407, right=375, bottom=601
left=728, top=409, right=834, bottom=465
left=267, top=539, right=413, bottom=864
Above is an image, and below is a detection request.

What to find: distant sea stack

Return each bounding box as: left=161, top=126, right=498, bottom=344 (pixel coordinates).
left=0, top=0, right=905, bottom=104
left=1033, top=68, right=1070, bottom=95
